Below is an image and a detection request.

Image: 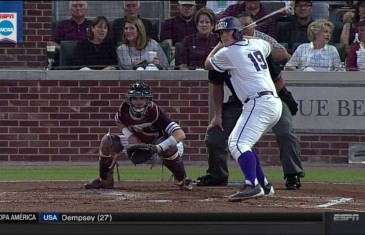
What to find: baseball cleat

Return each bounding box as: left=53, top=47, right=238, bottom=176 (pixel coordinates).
left=228, top=184, right=264, bottom=202
left=177, top=178, right=193, bottom=191
left=263, top=182, right=275, bottom=196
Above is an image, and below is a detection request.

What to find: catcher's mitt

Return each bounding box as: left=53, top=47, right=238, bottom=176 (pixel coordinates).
left=126, top=143, right=159, bottom=165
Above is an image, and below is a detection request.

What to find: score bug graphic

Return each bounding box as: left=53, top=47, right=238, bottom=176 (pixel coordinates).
left=0, top=13, right=17, bottom=43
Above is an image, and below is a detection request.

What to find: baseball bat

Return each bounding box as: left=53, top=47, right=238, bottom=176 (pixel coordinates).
left=243, top=5, right=294, bottom=29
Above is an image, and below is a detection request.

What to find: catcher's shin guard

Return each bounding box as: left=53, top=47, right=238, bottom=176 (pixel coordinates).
left=84, top=156, right=116, bottom=189
left=161, top=153, right=192, bottom=190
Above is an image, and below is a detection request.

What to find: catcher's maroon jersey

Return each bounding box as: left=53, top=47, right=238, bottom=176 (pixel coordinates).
left=115, top=101, right=181, bottom=144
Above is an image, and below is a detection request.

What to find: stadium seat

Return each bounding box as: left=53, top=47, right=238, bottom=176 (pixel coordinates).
left=159, top=42, right=171, bottom=63
left=150, top=19, right=160, bottom=42
left=59, top=40, right=78, bottom=69
left=292, top=42, right=302, bottom=53
left=174, top=42, right=182, bottom=67
left=330, top=43, right=346, bottom=62
left=332, top=21, right=344, bottom=44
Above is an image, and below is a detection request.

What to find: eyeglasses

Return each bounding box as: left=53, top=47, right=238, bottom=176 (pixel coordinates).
left=295, top=4, right=312, bottom=8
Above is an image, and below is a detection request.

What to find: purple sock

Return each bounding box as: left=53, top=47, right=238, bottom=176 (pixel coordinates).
left=252, top=151, right=266, bottom=187
left=237, top=151, right=257, bottom=186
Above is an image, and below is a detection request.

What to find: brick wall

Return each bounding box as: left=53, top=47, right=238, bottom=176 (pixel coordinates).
left=1, top=76, right=364, bottom=164
left=0, top=79, right=211, bottom=163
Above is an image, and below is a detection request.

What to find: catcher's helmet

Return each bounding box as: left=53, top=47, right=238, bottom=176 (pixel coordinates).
left=215, top=16, right=244, bottom=41
left=126, top=82, right=153, bottom=118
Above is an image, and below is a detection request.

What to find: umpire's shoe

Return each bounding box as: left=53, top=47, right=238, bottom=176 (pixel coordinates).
left=196, top=174, right=228, bottom=186
left=228, top=184, right=264, bottom=202
left=284, top=172, right=305, bottom=190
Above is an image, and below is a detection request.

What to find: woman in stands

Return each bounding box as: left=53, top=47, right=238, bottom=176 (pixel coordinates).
left=284, top=19, right=344, bottom=72
left=346, top=19, right=365, bottom=71
left=72, top=16, right=117, bottom=70
left=116, top=17, right=169, bottom=70
left=179, top=7, right=219, bottom=70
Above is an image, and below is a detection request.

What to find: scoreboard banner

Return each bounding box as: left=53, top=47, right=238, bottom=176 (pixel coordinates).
left=0, top=212, right=364, bottom=234
left=0, top=1, right=23, bottom=44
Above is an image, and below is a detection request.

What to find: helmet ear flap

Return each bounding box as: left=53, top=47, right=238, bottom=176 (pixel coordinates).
left=233, top=29, right=244, bottom=41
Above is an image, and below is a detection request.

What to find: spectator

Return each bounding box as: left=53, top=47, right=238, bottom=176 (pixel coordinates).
left=205, top=0, right=237, bottom=18
left=116, top=17, right=169, bottom=70
left=277, top=0, right=314, bottom=52
left=346, top=19, right=365, bottom=71
left=160, top=1, right=198, bottom=47
left=112, top=1, right=154, bottom=45
left=219, top=1, right=277, bottom=39
left=47, top=1, right=91, bottom=52
left=284, top=19, right=344, bottom=71
left=340, top=1, right=365, bottom=53
left=179, top=8, right=219, bottom=70
left=238, top=11, right=291, bottom=66
left=72, top=16, right=117, bottom=70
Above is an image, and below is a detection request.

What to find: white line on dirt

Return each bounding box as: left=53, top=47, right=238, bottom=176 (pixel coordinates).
left=314, top=197, right=353, bottom=208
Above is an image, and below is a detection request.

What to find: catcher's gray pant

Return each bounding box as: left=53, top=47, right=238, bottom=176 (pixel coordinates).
left=204, top=99, right=304, bottom=180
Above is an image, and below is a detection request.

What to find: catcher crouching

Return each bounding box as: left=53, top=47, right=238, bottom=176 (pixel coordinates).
left=84, top=81, right=193, bottom=191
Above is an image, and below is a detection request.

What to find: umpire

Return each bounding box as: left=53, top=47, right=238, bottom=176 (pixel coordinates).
left=196, top=54, right=305, bottom=190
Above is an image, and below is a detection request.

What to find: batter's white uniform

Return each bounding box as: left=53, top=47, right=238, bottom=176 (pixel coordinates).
left=210, top=39, right=282, bottom=161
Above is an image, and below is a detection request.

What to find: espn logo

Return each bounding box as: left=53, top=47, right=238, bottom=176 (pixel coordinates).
left=333, top=214, right=360, bottom=221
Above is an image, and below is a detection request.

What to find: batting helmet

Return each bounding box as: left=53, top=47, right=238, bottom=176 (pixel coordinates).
left=215, top=16, right=244, bottom=41
left=126, top=81, right=153, bottom=118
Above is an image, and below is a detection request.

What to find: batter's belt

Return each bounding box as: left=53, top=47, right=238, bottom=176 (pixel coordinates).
left=244, top=91, right=274, bottom=103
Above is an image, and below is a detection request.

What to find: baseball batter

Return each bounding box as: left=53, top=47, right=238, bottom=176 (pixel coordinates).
left=205, top=16, right=282, bottom=202
left=84, top=81, right=192, bottom=191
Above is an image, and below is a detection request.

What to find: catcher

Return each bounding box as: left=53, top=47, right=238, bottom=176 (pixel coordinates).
left=84, top=81, right=192, bottom=190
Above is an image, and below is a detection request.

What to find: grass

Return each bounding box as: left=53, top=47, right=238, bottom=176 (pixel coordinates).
left=0, top=165, right=364, bottom=183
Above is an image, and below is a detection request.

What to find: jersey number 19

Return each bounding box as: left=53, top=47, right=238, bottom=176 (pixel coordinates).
left=248, top=51, right=267, bottom=72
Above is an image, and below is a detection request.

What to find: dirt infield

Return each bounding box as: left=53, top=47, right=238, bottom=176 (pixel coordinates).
left=0, top=180, right=364, bottom=213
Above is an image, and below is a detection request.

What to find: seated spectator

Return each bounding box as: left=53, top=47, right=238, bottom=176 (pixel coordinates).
left=340, top=1, right=365, bottom=53
left=116, top=17, right=169, bottom=70
left=112, top=1, right=154, bottom=45
left=346, top=19, right=365, bottom=71
left=72, top=16, right=117, bottom=70
left=179, top=8, right=219, bottom=70
left=238, top=12, right=291, bottom=66
left=219, top=1, right=277, bottom=39
left=160, top=1, right=197, bottom=47
left=47, top=1, right=91, bottom=52
left=277, top=0, right=314, bottom=52
left=284, top=19, right=344, bottom=71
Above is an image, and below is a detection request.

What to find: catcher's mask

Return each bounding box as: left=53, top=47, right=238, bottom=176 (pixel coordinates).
left=215, top=16, right=244, bottom=41
left=126, top=81, right=153, bottom=118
